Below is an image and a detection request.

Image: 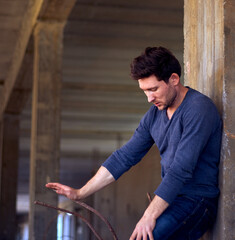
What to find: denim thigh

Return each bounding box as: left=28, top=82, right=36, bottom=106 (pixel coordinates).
left=151, top=195, right=218, bottom=240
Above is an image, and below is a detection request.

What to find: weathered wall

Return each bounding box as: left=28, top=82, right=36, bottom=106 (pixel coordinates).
left=184, top=0, right=235, bottom=239
left=184, top=0, right=224, bottom=110
left=93, top=146, right=161, bottom=240
left=217, top=1, right=235, bottom=239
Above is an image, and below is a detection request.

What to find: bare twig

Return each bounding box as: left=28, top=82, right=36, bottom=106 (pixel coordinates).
left=43, top=214, right=57, bottom=240
left=74, top=200, right=118, bottom=240
left=147, top=192, right=152, bottom=204
left=34, top=200, right=103, bottom=240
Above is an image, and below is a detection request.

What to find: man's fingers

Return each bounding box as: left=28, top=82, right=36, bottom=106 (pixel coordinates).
left=129, top=233, right=135, bottom=240
left=143, top=233, right=148, bottom=240
left=45, top=182, right=79, bottom=201
left=49, top=186, right=67, bottom=196
left=45, top=182, right=59, bottom=189
left=46, top=182, right=62, bottom=187
left=46, top=183, right=68, bottom=196
left=129, top=229, right=137, bottom=240
left=148, top=231, right=154, bottom=240
left=45, top=182, right=66, bottom=190
left=130, top=228, right=150, bottom=240
left=136, top=231, right=147, bottom=240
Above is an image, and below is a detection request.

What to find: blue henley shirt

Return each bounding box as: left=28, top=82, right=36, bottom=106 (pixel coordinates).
left=102, top=88, right=222, bottom=204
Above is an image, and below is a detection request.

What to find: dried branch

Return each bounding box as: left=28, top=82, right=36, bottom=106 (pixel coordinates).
left=34, top=200, right=103, bottom=240
left=147, top=192, right=152, bottom=204
left=73, top=200, right=118, bottom=240
left=43, top=214, right=57, bottom=240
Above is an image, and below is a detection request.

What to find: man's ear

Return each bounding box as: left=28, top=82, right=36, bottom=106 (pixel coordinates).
left=169, top=73, right=180, bottom=86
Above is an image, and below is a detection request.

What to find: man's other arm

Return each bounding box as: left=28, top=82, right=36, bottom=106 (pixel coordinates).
left=130, top=195, right=169, bottom=240
left=46, top=166, right=115, bottom=201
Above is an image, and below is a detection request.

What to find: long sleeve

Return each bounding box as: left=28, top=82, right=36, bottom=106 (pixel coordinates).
left=102, top=107, right=155, bottom=180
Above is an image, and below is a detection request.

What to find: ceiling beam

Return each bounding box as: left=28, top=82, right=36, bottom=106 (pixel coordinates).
left=0, top=0, right=76, bottom=118
left=5, top=38, right=33, bottom=114
left=0, top=0, right=44, bottom=118
left=38, top=0, right=76, bottom=21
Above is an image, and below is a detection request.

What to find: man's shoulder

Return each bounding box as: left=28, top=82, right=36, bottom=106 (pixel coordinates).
left=182, top=88, right=220, bottom=121
left=185, top=88, right=217, bottom=110
left=187, top=88, right=212, bottom=101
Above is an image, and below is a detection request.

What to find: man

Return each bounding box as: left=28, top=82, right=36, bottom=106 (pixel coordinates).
left=46, top=47, right=222, bottom=239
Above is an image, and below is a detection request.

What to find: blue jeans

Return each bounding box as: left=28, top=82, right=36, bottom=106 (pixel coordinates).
left=151, top=195, right=218, bottom=240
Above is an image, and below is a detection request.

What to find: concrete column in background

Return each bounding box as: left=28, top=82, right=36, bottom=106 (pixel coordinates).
left=0, top=114, right=20, bottom=240
left=28, top=21, right=64, bottom=240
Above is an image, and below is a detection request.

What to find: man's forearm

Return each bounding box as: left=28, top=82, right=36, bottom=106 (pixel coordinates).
left=144, top=195, right=169, bottom=220
left=46, top=166, right=115, bottom=201
left=129, top=195, right=169, bottom=239
left=78, top=166, right=115, bottom=199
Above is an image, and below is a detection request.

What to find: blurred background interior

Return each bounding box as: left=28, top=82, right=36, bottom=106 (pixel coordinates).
left=1, top=0, right=184, bottom=239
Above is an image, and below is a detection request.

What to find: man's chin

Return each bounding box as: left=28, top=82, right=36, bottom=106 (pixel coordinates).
left=154, top=104, right=166, bottom=111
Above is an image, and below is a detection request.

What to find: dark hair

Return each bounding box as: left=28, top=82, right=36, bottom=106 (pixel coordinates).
left=130, top=47, right=181, bottom=83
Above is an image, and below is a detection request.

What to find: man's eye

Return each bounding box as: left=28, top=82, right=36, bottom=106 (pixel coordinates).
left=151, top=88, right=158, bottom=92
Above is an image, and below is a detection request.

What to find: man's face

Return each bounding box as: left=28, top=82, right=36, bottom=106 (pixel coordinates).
left=138, top=74, right=177, bottom=110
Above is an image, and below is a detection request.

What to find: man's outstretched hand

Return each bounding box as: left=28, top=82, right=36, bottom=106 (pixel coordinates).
left=46, top=166, right=115, bottom=202
left=45, top=183, right=80, bottom=201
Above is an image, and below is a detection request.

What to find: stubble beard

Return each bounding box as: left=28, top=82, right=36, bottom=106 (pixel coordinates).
left=161, top=90, right=177, bottom=111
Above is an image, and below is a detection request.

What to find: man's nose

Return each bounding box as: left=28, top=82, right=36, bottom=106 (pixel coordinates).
left=146, top=92, right=155, bottom=103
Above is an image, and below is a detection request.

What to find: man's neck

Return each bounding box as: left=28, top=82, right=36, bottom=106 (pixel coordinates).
left=167, top=86, right=188, bottom=119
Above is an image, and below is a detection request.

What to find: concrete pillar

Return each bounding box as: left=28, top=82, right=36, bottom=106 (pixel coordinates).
left=184, top=0, right=235, bottom=239
left=29, top=21, right=64, bottom=240
left=184, top=0, right=224, bottom=109
left=0, top=114, right=20, bottom=240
